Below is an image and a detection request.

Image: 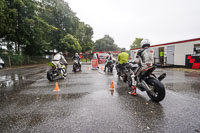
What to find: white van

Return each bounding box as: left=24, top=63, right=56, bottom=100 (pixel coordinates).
left=0, top=57, right=5, bottom=69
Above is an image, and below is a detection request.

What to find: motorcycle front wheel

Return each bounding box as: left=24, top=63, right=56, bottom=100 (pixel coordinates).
left=47, top=70, right=55, bottom=81
left=146, top=78, right=165, bottom=102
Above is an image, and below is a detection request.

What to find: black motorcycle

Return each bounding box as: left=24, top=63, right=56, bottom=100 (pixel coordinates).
left=47, top=61, right=67, bottom=81
left=128, top=57, right=166, bottom=102
left=73, top=59, right=81, bottom=72
left=116, top=61, right=138, bottom=82
left=105, top=60, right=114, bottom=72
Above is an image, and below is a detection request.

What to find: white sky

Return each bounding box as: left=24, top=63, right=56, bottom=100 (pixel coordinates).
left=66, top=0, right=200, bottom=49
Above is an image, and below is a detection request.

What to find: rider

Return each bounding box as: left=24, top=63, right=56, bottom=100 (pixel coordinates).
left=117, top=48, right=129, bottom=74
left=128, top=39, right=154, bottom=96
left=72, top=53, right=81, bottom=70
left=52, top=52, right=68, bottom=77
left=104, top=51, right=113, bottom=72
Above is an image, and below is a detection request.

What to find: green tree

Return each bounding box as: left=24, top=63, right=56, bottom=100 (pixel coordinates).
left=75, top=23, right=94, bottom=52
left=130, top=38, right=143, bottom=49
left=39, top=0, right=94, bottom=53
left=0, top=0, right=94, bottom=56
left=60, top=34, right=81, bottom=53
left=94, top=35, right=120, bottom=51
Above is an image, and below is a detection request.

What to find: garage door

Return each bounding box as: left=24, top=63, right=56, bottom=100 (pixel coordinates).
left=167, top=46, right=175, bottom=64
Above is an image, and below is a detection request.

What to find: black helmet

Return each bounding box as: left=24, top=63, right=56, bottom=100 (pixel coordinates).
left=121, top=48, right=126, bottom=52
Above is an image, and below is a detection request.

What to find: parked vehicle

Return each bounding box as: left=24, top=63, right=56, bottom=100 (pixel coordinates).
left=47, top=61, right=67, bottom=81
left=73, top=59, right=81, bottom=72
left=0, top=57, right=5, bottom=69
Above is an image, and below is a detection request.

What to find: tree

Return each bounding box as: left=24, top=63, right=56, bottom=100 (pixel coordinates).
left=130, top=38, right=143, bottom=49
left=0, top=0, right=94, bottom=56
left=75, top=23, right=94, bottom=52
left=94, top=35, right=120, bottom=51
left=60, top=34, right=81, bottom=53
left=39, top=0, right=94, bottom=53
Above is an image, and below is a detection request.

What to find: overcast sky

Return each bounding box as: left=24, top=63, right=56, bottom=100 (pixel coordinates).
left=66, top=0, right=200, bottom=49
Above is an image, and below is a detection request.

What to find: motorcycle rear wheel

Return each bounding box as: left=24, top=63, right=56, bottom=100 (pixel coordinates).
left=47, top=70, right=54, bottom=81
left=146, top=78, right=165, bottom=102
left=110, top=67, right=113, bottom=72
left=122, top=73, right=127, bottom=82
left=73, top=64, right=77, bottom=72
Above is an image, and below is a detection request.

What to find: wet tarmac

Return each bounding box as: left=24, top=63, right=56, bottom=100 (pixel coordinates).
left=0, top=65, right=200, bottom=133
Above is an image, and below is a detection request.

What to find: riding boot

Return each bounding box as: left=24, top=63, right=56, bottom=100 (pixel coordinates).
left=128, top=86, right=137, bottom=96
left=131, top=86, right=137, bottom=96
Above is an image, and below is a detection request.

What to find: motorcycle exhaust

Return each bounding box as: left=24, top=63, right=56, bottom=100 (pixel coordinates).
left=158, top=73, right=166, bottom=81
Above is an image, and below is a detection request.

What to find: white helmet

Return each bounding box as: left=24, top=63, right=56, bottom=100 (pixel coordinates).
left=75, top=53, right=78, bottom=56
left=141, top=39, right=150, bottom=48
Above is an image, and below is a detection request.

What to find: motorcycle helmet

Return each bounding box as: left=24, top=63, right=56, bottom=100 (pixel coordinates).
left=75, top=53, right=78, bottom=56
left=141, top=39, right=150, bottom=48
left=121, top=48, right=126, bottom=52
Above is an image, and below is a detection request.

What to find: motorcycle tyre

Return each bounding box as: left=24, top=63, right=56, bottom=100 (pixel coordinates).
left=110, top=67, right=113, bottom=73
left=73, top=64, right=77, bottom=72
left=122, top=73, right=127, bottom=82
left=146, top=78, right=165, bottom=102
left=47, top=70, right=54, bottom=81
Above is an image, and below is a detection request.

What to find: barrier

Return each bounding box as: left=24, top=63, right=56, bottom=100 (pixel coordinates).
left=92, top=59, right=99, bottom=69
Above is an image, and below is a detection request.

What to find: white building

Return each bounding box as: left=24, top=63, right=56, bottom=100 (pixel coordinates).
left=130, top=38, right=200, bottom=68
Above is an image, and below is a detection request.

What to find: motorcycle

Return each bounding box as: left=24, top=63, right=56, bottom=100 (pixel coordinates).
left=47, top=61, right=67, bottom=81
left=128, top=57, right=166, bottom=102
left=116, top=61, right=138, bottom=82
left=73, top=59, right=81, bottom=72
left=105, top=60, right=114, bottom=72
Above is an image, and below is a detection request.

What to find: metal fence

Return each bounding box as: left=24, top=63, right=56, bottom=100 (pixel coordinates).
left=0, top=54, right=50, bottom=67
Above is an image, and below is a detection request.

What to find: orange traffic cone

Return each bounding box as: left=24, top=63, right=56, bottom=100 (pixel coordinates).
left=54, top=82, right=60, bottom=92
left=110, top=80, right=114, bottom=91
left=88, top=67, right=90, bottom=70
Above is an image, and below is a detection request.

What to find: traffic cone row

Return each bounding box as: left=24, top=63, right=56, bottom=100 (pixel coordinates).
left=53, top=68, right=115, bottom=96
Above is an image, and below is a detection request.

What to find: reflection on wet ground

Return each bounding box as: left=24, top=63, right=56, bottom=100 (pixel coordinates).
left=0, top=65, right=200, bottom=133
left=156, top=68, right=200, bottom=98
left=0, top=67, right=46, bottom=103
left=0, top=74, right=25, bottom=88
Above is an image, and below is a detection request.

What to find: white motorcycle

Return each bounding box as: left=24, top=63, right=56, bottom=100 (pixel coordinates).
left=47, top=61, right=67, bottom=81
